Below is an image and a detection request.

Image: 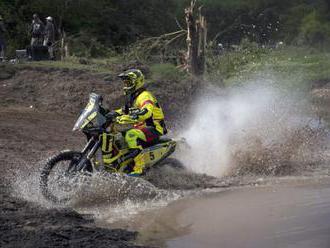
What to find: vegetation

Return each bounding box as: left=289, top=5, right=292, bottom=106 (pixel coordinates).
left=1, top=0, right=330, bottom=91
left=206, top=39, right=330, bottom=90
left=1, top=0, right=330, bottom=56
left=150, top=63, right=187, bottom=82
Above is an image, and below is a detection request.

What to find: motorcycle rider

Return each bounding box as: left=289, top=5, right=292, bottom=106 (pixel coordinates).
left=109, top=69, right=167, bottom=176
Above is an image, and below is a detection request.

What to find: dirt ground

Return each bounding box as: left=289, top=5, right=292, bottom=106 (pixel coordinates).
left=0, top=65, right=329, bottom=247
left=0, top=108, right=152, bottom=248
left=0, top=65, right=200, bottom=129
left=0, top=65, right=201, bottom=248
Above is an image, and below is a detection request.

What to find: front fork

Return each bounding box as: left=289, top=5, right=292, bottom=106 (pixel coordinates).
left=76, top=136, right=101, bottom=171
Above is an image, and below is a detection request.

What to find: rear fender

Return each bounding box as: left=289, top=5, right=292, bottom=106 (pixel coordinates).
left=136, top=141, right=176, bottom=168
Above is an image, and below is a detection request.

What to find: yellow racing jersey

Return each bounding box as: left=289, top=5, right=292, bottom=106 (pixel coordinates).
left=116, top=89, right=167, bottom=135
left=133, top=90, right=166, bottom=134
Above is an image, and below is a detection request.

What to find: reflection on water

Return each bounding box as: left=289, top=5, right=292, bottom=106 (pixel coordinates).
left=107, top=183, right=330, bottom=248
left=89, top=192, right=195, bottom=247
left=115, top=201, right=193, bottom=247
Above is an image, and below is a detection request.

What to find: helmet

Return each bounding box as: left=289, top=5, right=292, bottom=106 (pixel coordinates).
left=46, top=16, right=53, bottom=22
left=118, top=69, right=145, bottom=95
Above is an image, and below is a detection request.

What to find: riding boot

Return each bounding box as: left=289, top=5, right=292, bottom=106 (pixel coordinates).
left=130, top=153, right=146, bottom=176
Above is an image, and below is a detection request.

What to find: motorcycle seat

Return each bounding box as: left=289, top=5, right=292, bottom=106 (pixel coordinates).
left=140, top=137, right=172, bottom=149
left=158, top=137, right=172, bottom=143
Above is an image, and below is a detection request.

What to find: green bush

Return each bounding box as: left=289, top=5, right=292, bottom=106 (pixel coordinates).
left=150, top=63, right=186, bottom=82
left=207, top=44, right=330, bottom=90
left=206, top=38, right=268, bottom=83
left=297, top=11, right=330, bottom=47
left=69, top=33, right=113, bottom=58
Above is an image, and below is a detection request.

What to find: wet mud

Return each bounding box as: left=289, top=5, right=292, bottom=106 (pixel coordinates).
left=0, top=109, right=151, bottom=247
left=0, top=182, right=141, bottom=248
left=0, top=107, right=233, bottom=247
left=1, top=68, right=330, bottom=247
left=0, top=108, right=222, bottom=247
left=1, top=106, right=330, bottom=247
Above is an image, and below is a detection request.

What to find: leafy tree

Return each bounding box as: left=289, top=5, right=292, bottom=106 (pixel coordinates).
left=1, top=0, right=330, bottom=57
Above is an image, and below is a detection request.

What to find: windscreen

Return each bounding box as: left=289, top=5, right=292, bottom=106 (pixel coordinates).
left=73, top=93, right=106, bottom=131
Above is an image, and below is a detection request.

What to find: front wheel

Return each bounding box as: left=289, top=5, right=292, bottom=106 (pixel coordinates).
left=40, top=151, right=92, bottom=204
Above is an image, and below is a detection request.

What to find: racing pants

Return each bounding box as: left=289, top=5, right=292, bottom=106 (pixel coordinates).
left=124, top=127, right=160, bottom=174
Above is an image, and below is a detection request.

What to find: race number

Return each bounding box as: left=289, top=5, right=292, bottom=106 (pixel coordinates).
left=150, top=151, right=155, bottom=161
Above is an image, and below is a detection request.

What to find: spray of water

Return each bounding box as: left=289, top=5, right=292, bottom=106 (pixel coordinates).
left=6, top=76, right=327, bottom=224
left=178, top=78, right=322, bottom=177
left=9, top=154, right=182, bottom=222
left=11, top=159, right=173, bottom=202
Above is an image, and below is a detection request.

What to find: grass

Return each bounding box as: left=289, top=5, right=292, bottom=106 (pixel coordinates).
left=207, top=46, right=330, bottom=91
left=13, top=57, right=187, bottom=82
left=5, top=45, right=330, bottom=92
left=9, top=57, right=189, bottom=86
left=14, top=56, right=124, bottom=74
left=149, top=63, right=187, bottom=82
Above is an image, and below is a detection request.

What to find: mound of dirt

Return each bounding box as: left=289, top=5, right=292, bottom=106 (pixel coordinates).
left=0, top=67, right=121, bottom=114
left=0, top=65, right=200, bottom=128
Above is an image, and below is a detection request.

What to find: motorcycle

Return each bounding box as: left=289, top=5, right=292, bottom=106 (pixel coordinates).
left=40, top=93, right=183, bottom=203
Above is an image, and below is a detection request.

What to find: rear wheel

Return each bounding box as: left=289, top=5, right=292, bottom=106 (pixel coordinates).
left=151, top=157, right=185, bottom=171
left=143, top=157, right=186, bottom=188
left=159, top=157, right=185, bottom=169
left=40, top=151, right=92, bottom=204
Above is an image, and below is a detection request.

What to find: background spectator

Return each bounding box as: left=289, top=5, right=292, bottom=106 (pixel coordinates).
left=30, top=13, right=45, bottom=46
left=0, top=15, right=6, bottom=61
left=43, top=16, right=55, bottom=59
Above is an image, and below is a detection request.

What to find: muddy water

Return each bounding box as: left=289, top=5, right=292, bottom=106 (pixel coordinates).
left=104, top=183, right=330, bottom=248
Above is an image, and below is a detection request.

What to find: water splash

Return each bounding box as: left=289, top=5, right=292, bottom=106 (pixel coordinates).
left=178, top=79, right=324, bottom=177
left=9, top=155, right=182, bottom=221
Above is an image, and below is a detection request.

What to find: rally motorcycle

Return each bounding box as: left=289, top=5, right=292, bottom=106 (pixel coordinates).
left=40, top=93, right=183, bottom=203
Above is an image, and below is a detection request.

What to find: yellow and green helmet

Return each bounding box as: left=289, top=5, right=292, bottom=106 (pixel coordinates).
left=118, top=69, right=145, bottom=95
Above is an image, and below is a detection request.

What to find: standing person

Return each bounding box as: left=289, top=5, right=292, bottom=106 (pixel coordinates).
left=0, top=15, right=6, bottom=61
left=30, top=14, right=45, bottom=46
left=44, top=16, right=55, bottom=59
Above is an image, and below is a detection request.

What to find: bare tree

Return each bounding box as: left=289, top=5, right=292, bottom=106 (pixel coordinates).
left=185, top=0, right=207, bottom=76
